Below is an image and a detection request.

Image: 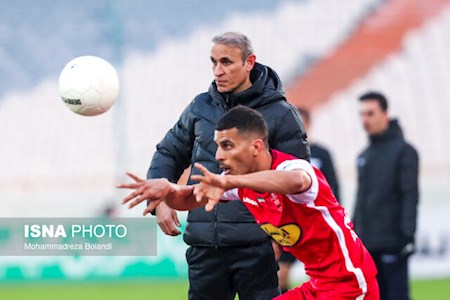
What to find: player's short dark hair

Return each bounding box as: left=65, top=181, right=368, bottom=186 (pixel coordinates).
left=358, top=91, right=388, bottom=111
left=216, top=106, right=269, bottom=147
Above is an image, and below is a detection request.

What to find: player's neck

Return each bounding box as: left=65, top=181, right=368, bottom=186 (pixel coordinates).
left=252, top=150, right=272, bottom=172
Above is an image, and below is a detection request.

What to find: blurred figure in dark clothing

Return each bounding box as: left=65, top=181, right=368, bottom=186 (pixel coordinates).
left=278, top=107, right=341, bottom=294
left=298, top=109, right=340, bottom=200
left=353, top=91, right=419, bottom=300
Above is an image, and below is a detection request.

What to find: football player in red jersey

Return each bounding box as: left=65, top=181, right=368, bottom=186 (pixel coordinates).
left=119, top=106, right=379, bottom=300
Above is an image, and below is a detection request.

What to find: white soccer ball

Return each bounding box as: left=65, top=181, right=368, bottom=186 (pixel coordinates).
left=58, top=56, right=120, bottom=116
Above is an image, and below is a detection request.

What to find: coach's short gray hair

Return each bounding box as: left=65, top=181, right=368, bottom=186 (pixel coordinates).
left=212, top=32, right=254, bottom=64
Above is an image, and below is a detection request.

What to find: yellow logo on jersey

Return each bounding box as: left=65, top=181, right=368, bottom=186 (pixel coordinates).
left=260, top=223, right=301, bottom=247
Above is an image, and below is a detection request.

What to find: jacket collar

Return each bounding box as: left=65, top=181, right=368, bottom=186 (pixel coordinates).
left=369, top=119, right=403, bottom=144
left=208, top=62, right=284, bottom=109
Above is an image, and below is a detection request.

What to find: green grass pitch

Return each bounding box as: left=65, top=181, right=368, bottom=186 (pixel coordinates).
left=0, top=278, right=449, bottom=300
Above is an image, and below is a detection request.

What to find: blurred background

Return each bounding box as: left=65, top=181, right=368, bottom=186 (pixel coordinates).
left=0, top=0, right=449, bottom=299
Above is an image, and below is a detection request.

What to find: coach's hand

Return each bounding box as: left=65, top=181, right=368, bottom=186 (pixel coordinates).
left=154, top=201, right=181, bottom=236
left=271, top=240, right=283, bottom=261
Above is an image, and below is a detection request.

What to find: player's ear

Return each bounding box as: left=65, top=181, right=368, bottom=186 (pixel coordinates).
left=252, top=139, right=264, bottom=156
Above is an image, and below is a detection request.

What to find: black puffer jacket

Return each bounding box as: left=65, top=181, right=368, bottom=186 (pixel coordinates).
left=148, top=63, right=310, bottom=247
left=353, top=119, right=419, bottom=253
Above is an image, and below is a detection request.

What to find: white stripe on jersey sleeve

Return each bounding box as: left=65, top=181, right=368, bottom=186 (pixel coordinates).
left=221, top=188, right=239, bottom=201
left=276, top=159, right=319, bottom=204
left=218, top=172, right=240, bottom=201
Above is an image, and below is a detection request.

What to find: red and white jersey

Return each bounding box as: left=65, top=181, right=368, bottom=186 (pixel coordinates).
left=222, top=150, right=377, bottom=292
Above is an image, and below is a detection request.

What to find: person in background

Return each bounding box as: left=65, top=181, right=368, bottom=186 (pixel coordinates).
left=278, top=108, right=341, bottom=293
left=298, top=108, right=340, bottom=200
left=353, top=91, right=419, bottom=300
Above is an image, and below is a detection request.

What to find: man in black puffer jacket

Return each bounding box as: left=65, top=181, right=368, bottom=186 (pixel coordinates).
left=147, top=32, right=310, bottom=300
left=353, top=91, right=419, bottom=300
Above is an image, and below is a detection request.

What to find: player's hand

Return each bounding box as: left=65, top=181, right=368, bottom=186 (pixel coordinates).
left=191, top=163, right=226, bottom=212
left=117, top=172, right=172, bottom=213
left=191, top=163, right=227, bottom=189
left=153, top=201, right=181, bottom=236
left=193, top=183, right=223, bottom=212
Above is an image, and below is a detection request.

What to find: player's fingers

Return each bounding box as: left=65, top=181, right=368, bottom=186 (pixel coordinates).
left=193, top=184, right=200, bottom=195
left=122, top=184, right=146, bottom=204
left=121, top=191, right=139, bottom=204
left=190, top=174, right=205, bottom=182
left=143, top=200, right=159, bottom=216
left=193, top=184, right=200, bottom=196
left=126, top=172, right=144, bottom=183
left=195, top=189, right=205, bottom=202
left=193, top=185, right=205, bottom=201
left=116, top=182, right=139, bottom=189
left=205, top=198, right=218, bottom=212
left=128, top=194, right=147, bottom=209
left=194, top=163, right=210, bottom=176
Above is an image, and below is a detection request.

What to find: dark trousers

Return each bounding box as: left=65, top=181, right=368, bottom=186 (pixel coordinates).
left=186, top=241, right=281, bottom=300
left=370, top=251, right=410, bottom=300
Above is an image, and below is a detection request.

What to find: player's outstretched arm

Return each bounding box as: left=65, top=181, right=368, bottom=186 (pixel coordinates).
left=192, top=163, right=312, bottom=198
left=117, top=172, right=206, bottom=215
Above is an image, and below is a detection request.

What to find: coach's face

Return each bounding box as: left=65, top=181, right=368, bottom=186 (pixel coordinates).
left=214, top=128, right=257, bottom=175
left=210, top=43, right=256, bottom=94
left=359, top=100, right=389, bottom=135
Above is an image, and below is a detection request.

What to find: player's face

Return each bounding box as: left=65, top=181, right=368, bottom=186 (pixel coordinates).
left=210, top=43, right=255, bottom=94
left=359, top=100, right=389, bottom=135
left=214, top=128, right=256, bottom=175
